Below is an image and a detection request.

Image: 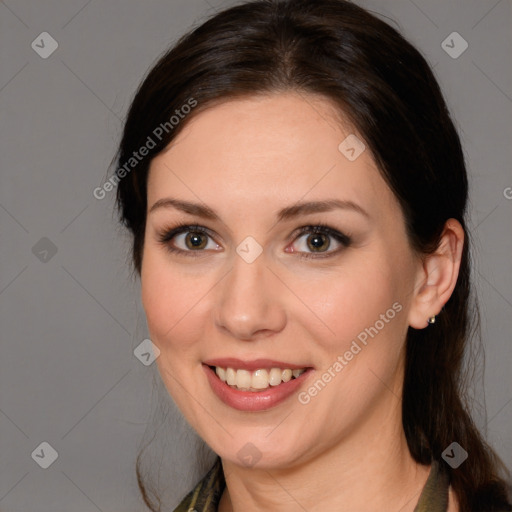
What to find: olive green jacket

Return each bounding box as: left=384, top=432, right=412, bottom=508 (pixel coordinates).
left=173, top=457, right=450, bottom=511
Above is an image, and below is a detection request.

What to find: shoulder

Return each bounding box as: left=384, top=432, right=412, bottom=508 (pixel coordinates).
left=172, top=457, right=225, bottom=512
left=451, top=482, right=512, bottom=512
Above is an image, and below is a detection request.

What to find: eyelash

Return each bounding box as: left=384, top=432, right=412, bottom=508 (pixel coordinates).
left=156, top=222, right=352, bottom=260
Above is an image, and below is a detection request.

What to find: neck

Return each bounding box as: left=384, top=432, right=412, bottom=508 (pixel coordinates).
left=219, top=392, right=431, bottom=512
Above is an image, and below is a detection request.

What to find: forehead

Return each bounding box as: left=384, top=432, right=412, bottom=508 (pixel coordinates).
left=147, top=92, right=396, bottom=218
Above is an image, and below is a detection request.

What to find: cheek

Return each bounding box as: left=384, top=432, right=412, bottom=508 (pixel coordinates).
left=141, top=249, right=207, bottom=355
left=141, top=252, right=208, bottom=410
left=306, top=256, right=405, bottom=353
left=299, top=266, right=408, bottom=422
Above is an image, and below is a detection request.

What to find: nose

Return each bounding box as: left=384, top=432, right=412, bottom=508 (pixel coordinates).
left=213, top=252, right=287, bottom=342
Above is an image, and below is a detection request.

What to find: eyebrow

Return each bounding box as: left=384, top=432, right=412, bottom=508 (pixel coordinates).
left=149, top=197, right=369, bottom=221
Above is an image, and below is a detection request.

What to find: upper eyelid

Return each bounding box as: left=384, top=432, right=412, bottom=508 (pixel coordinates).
left=158, top=224, right=214, bottom=243
left=159, top=223, right=342, bottom=240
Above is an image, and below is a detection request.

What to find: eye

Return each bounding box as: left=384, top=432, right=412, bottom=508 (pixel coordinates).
left=157, top=223, right=220, bottom=257
left=288, top=224, right=352, bottom=259
left=156, top=222, right=352, bottom=259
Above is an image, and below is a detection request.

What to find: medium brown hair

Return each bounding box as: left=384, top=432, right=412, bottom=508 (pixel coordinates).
left=114, top=1, right=512, bottom=510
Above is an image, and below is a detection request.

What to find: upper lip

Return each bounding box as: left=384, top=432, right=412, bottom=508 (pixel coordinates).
left=203, top=358, right=312, bottom=371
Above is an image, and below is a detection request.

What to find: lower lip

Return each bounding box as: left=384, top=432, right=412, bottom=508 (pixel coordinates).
left=202, top=364, right=313, bottom=412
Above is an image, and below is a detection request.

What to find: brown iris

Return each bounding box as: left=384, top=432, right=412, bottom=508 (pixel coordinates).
left=185, top=231, right=208, bottom=250
left=306, top=232, right=330, bottom=252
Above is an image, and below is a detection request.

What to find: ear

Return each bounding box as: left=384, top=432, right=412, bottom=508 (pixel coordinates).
left=408, top=219, right=465, bottom=329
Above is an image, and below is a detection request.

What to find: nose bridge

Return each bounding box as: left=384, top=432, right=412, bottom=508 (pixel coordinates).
left=214, top=248, right=286, bottom=340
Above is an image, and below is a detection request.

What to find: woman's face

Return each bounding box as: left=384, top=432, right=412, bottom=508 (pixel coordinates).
left=141, top=92, right=424, bottom=469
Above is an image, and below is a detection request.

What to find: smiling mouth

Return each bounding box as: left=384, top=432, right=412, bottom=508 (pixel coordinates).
left=208, top=365, right=308, bottom=392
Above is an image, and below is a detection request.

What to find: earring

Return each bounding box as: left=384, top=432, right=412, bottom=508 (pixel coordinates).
left=427, top=315, right=436, bottom=325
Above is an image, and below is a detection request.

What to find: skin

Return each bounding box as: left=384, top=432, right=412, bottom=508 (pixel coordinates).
left=141, top=92, right=464, bottom=511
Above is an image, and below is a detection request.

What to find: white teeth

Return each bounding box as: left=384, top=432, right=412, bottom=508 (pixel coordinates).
left=269, top=368, right=282, bottom=386
left=215, top=366, right=226, bottom=381
left=212, top=366, right=307, bottom=391
left=252, top=369, right=269, bottom=389
left=236, top=369, right=251, bottom=390
left=226, top=367, right=236, bottom=386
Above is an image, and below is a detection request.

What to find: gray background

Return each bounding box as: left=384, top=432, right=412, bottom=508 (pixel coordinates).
left=0, top=0, right=511, bottom=510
